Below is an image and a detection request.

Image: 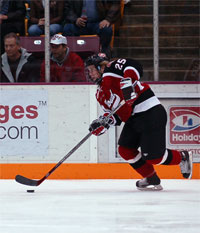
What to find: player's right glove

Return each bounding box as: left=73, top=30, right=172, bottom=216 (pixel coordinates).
left=89, top=113, right=116, bottom=136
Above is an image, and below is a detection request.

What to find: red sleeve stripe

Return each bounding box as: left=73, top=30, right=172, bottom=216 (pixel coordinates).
left=124, top=66, right=141, bottom=80
left=103, top=72, right=123, bottom=79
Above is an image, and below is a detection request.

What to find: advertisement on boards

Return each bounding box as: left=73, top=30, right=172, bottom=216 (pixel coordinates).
left=169, top=106, right=200, bottom=162
left=0, top=89, right=48, bottom=156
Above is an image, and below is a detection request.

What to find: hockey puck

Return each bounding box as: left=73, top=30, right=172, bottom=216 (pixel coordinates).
left=27, top=190, right=35, bottom=193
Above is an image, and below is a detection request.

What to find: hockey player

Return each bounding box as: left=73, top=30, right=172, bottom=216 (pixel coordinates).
left=85, top=53, right=193, bottom=191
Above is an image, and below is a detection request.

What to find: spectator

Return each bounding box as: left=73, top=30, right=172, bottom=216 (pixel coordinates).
left=28, top=0, right=64, bottom=36
left=62, top=0, right=121, bottom=58
left=0, top=32, right=40, bottom=82
left=0, top=0, right=26, bottom=54
left=40, top=34, right=86, bottom=82
left=0, top=0, right=9, bottom=15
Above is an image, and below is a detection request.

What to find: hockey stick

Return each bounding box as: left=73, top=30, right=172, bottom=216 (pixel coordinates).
left=15, top=100, right=126, bottom=186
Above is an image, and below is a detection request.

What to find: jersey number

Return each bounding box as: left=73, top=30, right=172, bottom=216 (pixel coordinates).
left=115, top=59, right=126, bottom=70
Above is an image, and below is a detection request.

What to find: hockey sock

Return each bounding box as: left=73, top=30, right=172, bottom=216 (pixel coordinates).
left=130, top=162, right=155, bottom=178
left=147, top=149, right=182, bottom=165
left=162, top=149, right=182, bottom=165
left=118, top=146, right=155, bottom=178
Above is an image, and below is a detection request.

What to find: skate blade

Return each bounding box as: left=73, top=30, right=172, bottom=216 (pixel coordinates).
left=188, top=151, right=193, bottom=179
left=137, top=184, right=163, bottom=191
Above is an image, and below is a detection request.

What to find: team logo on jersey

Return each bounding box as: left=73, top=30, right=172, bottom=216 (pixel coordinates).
left=169, top=106, right=200, bottom=145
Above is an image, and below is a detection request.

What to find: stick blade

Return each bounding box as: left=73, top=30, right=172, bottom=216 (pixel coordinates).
left=15, top=175, right=39, bottom=186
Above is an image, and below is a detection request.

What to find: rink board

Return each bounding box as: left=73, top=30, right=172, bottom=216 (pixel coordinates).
left=0, top=83, right=199, bottom=179
left=0, top=163, right=200, bottom=179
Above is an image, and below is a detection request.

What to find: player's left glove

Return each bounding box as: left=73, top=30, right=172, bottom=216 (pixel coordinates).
left=89, top=113, right=116, bottom=136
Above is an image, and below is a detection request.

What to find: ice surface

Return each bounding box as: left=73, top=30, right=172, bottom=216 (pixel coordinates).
left=0, top=179, right=200, bottom=233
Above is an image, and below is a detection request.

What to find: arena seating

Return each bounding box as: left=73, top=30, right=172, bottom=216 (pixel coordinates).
left=113, top=0, right=199, bottom=81
left=19, top=36, right=100, bottom=59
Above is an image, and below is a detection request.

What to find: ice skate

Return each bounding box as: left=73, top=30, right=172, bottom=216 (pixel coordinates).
left=136, top=173, right=163, bottom=191
left=180, top=151, right=193, bottom=179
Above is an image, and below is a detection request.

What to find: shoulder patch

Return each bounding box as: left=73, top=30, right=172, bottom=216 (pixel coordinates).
left=106, top=61, right=114, bottom=68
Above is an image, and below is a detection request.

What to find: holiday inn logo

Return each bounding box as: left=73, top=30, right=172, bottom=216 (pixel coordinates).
left=169, top=106, right=200, bottom=145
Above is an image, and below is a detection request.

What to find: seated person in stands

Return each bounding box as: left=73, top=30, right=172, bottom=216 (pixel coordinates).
left=28, top=0, right=64, bottom=36
left=40, top=34, right=86, bottom=82
left=0, top=0, right=26, bottom=54
left=0, top=33, right=40, bottom=83
left=62, top=0, right=121, bottom=58
left=0, top=0, right=9, bottom=15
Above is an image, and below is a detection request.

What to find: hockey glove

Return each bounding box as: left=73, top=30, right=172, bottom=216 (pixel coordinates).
left=120, top=78, right=137, bottom=106
left=89, top=113, right=116, bottom=136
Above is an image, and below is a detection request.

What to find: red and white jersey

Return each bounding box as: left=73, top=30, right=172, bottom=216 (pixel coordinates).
left=96, top=58, right=160, bottom=122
